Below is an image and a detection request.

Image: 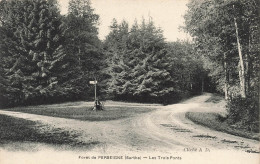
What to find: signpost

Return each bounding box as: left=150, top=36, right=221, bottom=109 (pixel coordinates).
left=89, top=79, right=103, bottom=110
left=89, top=80, right=98, bottom=101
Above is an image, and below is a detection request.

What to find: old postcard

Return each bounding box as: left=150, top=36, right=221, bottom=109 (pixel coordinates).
left=0, top=0, right=259, bottom=163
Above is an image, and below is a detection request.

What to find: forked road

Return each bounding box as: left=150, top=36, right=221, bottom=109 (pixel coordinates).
left=0, top=94, right=259, bottom=154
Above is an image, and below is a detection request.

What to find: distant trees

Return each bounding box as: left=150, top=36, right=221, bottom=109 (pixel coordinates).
left=166, top=41, right=211, bottom=94
left=3, top=0, right=253, bottom=113
left=184, top=0, right=259, bottom=132
left=104, top=18, right=206, bottom=103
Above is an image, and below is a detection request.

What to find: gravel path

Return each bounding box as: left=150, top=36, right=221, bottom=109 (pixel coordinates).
left=0, top=94, right=259, bottom=154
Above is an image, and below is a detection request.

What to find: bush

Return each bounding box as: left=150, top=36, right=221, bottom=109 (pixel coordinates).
left=226, top=95, right=259, bottom=133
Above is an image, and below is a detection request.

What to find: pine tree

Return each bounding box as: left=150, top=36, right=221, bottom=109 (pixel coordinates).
left=0, top=0, right=67, bottom=106
left=105, top=19, right=178, bottom=103
left=64, top=0, right=103, bottom=100
left=105, top=20, right=131, bottom=98
left=131, top=20, right=174, bottom=102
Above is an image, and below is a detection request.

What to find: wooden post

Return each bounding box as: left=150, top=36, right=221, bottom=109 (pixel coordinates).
left=94, top=77, right=97, bottom=101
left=201, top=75, right=204, bottom=93
left=224, top=53, right=228, bottom=100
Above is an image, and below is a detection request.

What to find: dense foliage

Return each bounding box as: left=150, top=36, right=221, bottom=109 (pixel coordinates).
left=0, top=0, right=103, bottom=107
left=0, top=0, right=212, bottom=107
left=63, top=0, right=105, bottom=100
left=0, top=0, right=68, bottom=106
left=1, top=0, right=258, bottom=135
left=184, top=0, right=259, bottom=131
left=103, top=19, right=207, bottom=103
left=226, top=95, right=259, bottom=132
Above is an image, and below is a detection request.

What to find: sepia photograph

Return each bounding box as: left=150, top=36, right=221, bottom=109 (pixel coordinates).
left=0, top=0, right=259, bottom=163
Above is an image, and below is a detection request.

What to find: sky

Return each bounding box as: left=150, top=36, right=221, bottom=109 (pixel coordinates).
left=58, top=0, right=191, bottom=42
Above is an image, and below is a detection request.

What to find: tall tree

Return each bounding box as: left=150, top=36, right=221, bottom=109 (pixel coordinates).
left=184, top=0, right=260, bottom=131
left=183, top=0, right=259, bottom=98
left=64, top=0, right=103, bottom=99
left=0, top=0, right=67, bottom=106
left=104, top=19, right=204, bottom=103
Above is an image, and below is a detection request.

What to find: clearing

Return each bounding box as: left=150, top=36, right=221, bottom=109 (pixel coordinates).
left=0, top=93, right=259, bottom=154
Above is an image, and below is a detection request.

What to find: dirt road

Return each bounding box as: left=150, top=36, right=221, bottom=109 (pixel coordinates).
left=0, top=94, right=259, bottom=154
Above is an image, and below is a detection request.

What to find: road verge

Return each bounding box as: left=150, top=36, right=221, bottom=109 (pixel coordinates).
left=185, top=112, right=259, bottom=141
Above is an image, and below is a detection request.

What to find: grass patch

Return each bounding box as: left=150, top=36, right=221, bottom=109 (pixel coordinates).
left=0, top=114, right=98, bottom=149
left=2, top=105, right=156, bottom=121
left=205, top=94, right=224, bottom=103
left=171, top=128, right=191, bottom=133
left=185, top=112, right=259, bottom=141
left=193, top=134, right=217, bottom=139
left=160, top=124, right=176, bottom=127
left=221, top=139, right=238, bottom=143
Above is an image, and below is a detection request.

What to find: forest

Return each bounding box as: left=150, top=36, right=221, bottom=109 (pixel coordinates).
left=0, top=0, right=259, bottom=132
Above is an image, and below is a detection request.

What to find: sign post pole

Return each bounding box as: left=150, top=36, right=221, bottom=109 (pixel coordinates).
left=89, top=79, right=98, bottom=101
left=94, top=77, right=97, bottom=101
left=89, top=79, right=102, bottom=110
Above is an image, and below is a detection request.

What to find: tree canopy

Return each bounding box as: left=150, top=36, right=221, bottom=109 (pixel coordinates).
left=184, top=0, right=259, bottom=132
left=104, top=18, right=206, bottom=103
left=0, top=0, right=103, bottom=107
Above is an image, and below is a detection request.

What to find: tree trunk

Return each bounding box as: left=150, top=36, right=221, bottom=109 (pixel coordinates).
left=189, top=73, right=192, bottom=91
left=224, top=53, right=229, bottom=100
left=78, top=47, right=81, bottom=66
left=201, top=75, right=204, bottom=93
left=233, top=6, right=246, bottom=98
left=246, top=32, right=252, bottom=93
left=258, top=69, right=260, bottom=112
left=245, top=53, right=251, bottom=93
